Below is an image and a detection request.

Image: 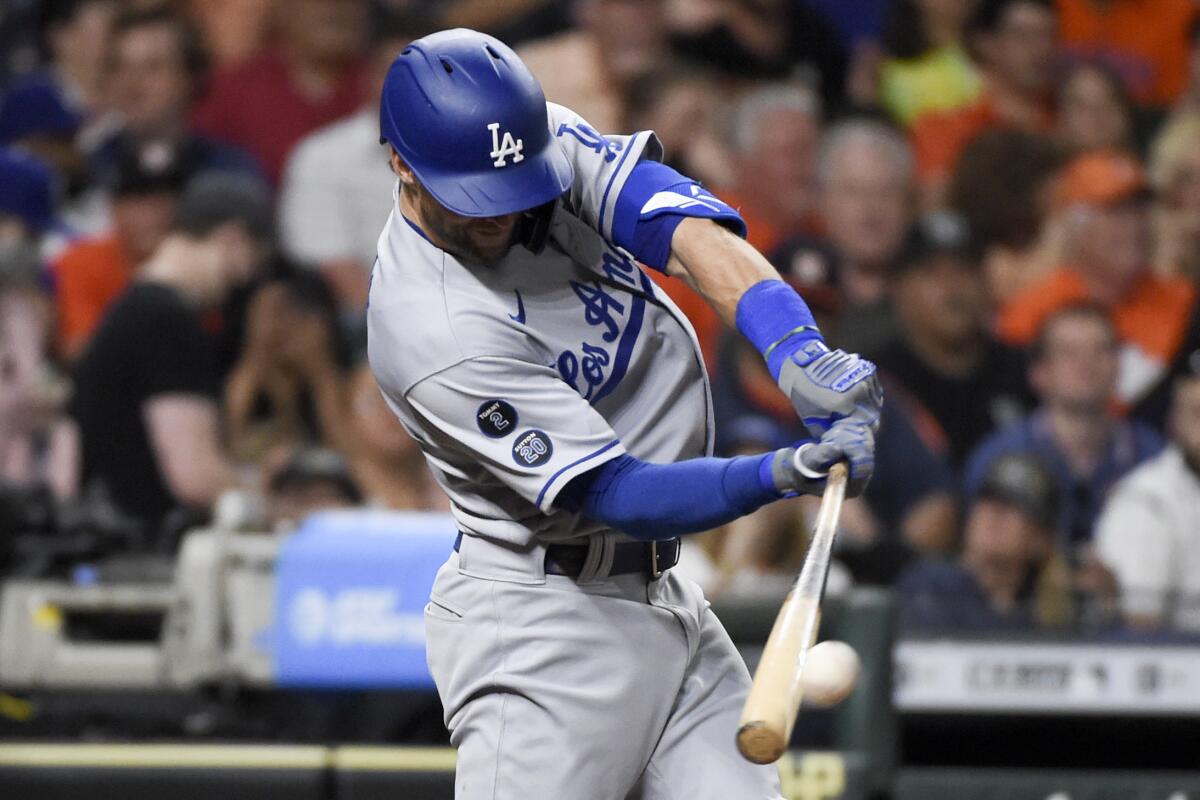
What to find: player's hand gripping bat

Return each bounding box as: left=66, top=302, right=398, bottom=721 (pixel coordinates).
left=735, top=462, right=849, bottom=764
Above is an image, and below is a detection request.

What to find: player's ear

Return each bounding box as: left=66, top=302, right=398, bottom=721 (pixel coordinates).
left=390, top=149, right=414, bottom=185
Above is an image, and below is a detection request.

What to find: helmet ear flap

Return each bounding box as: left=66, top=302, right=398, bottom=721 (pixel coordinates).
left=516, top=200, right=556, bottom=254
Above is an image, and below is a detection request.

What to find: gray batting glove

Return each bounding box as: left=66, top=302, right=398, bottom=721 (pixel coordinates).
left=767, top=420, right=876, bottom=497
left=776, top=341, right=883, bottom=437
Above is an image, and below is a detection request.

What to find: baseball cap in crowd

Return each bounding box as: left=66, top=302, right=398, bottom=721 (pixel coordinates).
left=269, top=448, right=364, bottom=506
left=0, top=147, right=56, bottom=232
left=0, top=76, right=82, bottom=145
left=172, top=172, right=274, bottom=243
left=1053, top=151, right=1152, bottom=211
left=892, top=210, right=980, bottom=276
left=976, top=453, right=1062, bottom=531
left=768, top=234, right=844, bottom=316
left=107, top=139, right=196, bottom=197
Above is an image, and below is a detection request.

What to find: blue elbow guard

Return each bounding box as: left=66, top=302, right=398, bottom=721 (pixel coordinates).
left=612, top=160, right=746, bottom=270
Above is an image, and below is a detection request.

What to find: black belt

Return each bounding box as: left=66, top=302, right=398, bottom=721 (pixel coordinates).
left=453, top=533, right=679, bottom=580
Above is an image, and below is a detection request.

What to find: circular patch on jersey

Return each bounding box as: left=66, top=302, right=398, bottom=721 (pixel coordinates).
left=476, top=399, right=519, bottom=439
left=511, top=429, right=553, bottom=468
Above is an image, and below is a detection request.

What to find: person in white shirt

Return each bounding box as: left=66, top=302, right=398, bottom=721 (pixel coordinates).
left=1097, top=366, right=1200, bottom=633
left=278, top=13, right=423, bottom=313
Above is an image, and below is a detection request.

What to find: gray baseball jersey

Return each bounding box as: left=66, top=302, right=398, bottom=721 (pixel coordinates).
left=368, top=102, right=713, bottom=544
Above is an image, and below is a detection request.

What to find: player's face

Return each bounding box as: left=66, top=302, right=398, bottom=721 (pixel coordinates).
left=410, top=178, right=522, bottom=266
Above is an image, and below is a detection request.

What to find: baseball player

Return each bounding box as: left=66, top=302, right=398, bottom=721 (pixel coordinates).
left=367, top=29, right=882, bottom=799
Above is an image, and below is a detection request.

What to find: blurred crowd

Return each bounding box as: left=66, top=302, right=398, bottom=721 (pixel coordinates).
left=1, top=0, right=1199, bottom=639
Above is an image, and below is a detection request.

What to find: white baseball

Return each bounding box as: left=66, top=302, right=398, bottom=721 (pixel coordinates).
left=800, top=640, right=861, bottom=706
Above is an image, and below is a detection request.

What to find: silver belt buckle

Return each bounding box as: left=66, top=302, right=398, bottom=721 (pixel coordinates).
left=650, top=540, right=662, bottom=579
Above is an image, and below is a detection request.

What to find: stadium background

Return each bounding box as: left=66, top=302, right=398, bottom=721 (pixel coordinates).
left=2, top=0, right=1200, bottom=797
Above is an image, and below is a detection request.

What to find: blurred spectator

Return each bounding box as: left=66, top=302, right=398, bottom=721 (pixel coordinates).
left=804, top=0, right=889, bottom=47
left=0, top=210, right=75, bottom=500
left=92, top=8, right=260, bottom=192
left=723, top=83, right=822, bottom=256
left=279, top=12, right=422, bottom=312
left=184, top=0, right=277, bottom=68
left=1055, top=61, right=1136, bottom=156
left=439, top=0, right=568, bottom=45
left=70, top=174, right=272, bottom=543
left=341, top=364, right=449, bottom=510
left=998, top=151, right=1198, bottom=412
left=653, top=82, right=822, bottom=364
left=517, top=0, right=668, bottom=134
left=663, top=0, right=848, bottom=110
left=1056, top=0, right=1200, bottom=108
left=966, top=304, right=1163, bottom=550
left=911, top=0, right=1058, bottom=204
left=898, top=453, right=1075, bottom=632
left=1170, top=16, right=1200, bottom=120
left=712, top=334, right=958, bottom=581
left=875, top=212, right=1032, bottom=467
left=224, top=277, right=345, bottom=463
left=623, top=64, right=731, bottom=187
left=771, top=118, right=913, bottom=355
left=1097, top=366, right=1200, bottom=633
left=0, top=0, right=40, bottom=88
left=1148, top=113, right=1200, bottom=280
left=266, top=447, right=363, bottom=530
left=194, top=0, right=369, bottom=185
left=0, top=1, right=113, bottom=237
left=0, top=146, right=60, bottom=260
left=676, top=492, right=851, bottom=603
left=54, top=139, right=195, bottom=361
left=879, top=0, right=982, bottom=126
left=4, top=0, right=116, bottom=125
left=947, top=130, right=1064, bottom=304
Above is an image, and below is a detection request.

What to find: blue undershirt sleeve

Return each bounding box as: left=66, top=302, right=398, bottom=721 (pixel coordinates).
left=556, top=452, right=782, bottom=541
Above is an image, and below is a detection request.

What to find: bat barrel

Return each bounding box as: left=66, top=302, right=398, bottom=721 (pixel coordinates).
left=736, top=721, right=788, bottom=765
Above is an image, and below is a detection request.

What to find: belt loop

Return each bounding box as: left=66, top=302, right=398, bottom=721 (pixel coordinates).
left=575, top=533, right=615, bottom=584
left=650, top=540, right=662, bottom=580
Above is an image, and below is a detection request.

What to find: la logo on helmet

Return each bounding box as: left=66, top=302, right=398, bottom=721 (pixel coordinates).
left=488, top=122, right=524, bottom=168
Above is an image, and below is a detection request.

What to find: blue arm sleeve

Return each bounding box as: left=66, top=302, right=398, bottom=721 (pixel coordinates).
left=611, top=159, right=746, bottom=271
left=556, top=452, right=782, bottom=541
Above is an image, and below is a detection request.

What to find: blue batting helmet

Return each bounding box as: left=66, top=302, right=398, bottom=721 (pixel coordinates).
left=379, top=29, right=573, bottom=218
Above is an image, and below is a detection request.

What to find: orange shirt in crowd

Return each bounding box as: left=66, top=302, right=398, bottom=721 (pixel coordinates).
left=1056, top=0, right=1200, bottom=107
left=912, top=86, right=1054, bottom=188
left=997, top=266, right=1197, bottom=405
left=54, top=235, right=133, bottom=360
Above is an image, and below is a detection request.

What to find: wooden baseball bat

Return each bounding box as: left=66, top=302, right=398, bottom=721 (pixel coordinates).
left=736, top=462, right=849, bottom=764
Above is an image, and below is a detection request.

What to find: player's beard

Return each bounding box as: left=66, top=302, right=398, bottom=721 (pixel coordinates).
left=416, top=190, right=518, bottom=267
left=440, top=221, right=518, bottom=267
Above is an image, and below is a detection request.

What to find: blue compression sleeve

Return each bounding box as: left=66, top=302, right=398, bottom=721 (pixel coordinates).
left=556, top=452, right=782, bottom=541
left=612, top=159, right=746, bottom=271
left=735, top=279, right=824, bottom=380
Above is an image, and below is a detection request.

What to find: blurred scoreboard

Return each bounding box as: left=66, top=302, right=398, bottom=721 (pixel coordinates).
left=894, top=640, right=1200, bottom=714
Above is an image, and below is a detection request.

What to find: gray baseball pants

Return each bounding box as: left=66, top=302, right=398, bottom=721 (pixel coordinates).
left=424, top=533, right=784, bottom=799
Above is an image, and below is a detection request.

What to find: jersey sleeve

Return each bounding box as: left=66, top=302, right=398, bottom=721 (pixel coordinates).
left=546, top=102, right=663, bottom=244
left=402, top=355, right=627, bottom=513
